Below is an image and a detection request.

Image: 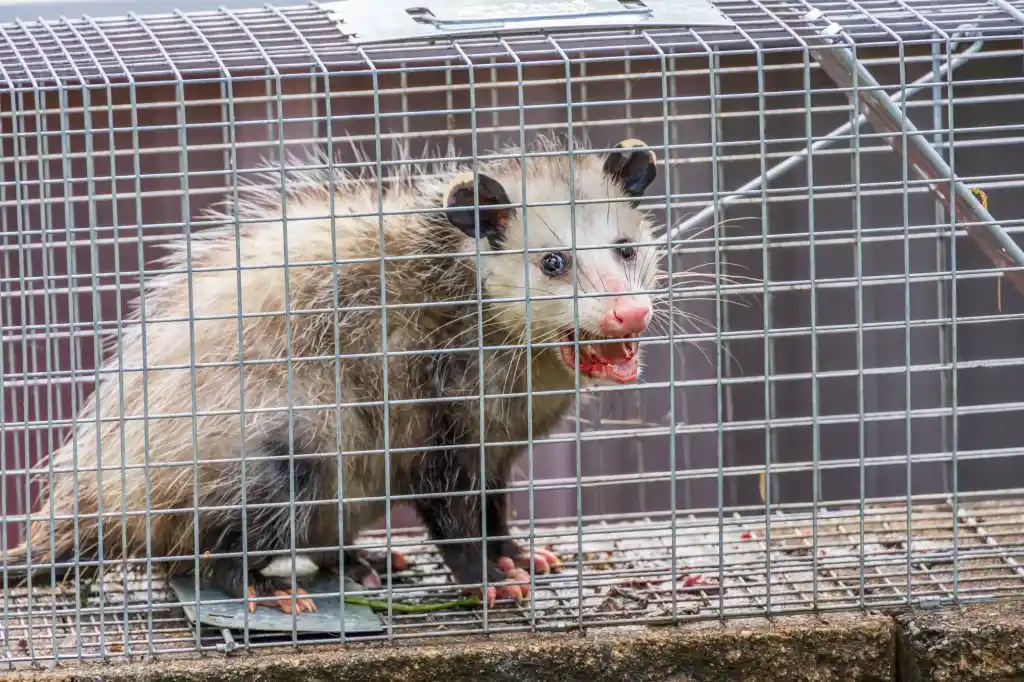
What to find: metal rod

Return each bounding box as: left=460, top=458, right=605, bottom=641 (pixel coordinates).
left=665, top=33, right=985, bottom=245
left=991, top=0, right=1024, bottom=27
left=803, top=8, right=1024, bottom=297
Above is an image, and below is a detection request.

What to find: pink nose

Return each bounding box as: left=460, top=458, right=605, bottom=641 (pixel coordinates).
left=600, top=302, right=650, bottom=336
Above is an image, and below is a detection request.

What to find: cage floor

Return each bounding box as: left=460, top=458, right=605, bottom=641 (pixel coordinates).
left=3, top=499, right=1024, bottom=666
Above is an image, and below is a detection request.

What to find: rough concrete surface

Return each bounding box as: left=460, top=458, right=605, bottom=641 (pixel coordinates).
left=10, top=603, right=1024, bottom=682
left=896, top=601, right=1024, bottom=682
left=1, top=614, right=895, bottom=682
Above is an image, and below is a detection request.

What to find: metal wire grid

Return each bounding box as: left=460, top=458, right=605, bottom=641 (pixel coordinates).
left=0, top=0, right=1023, bottom=668
left=0, top=499, right=1023, bottom=664
left=2, top=19, right=1015, bottom=509
left=0, top=0, right=1019, bottom=83
left=1, top=4, right=1022, bottom=483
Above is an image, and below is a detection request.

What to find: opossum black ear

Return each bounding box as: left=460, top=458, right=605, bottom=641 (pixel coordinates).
left=603, top=139, right=657, bottom=197
left=444, top=172, right=515, bottom=244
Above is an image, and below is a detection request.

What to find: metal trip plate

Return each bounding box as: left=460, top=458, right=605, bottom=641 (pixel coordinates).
left=324, top=0, right=735, bottom=44
left=169, top=574, right=385, bottom=635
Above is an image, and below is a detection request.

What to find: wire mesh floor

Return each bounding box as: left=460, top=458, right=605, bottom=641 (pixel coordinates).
left=3, top=498, right=1024, bottom=665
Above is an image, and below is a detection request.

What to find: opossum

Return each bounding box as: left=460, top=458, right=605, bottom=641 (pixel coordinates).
left=4, top=135, right=662, bottom=613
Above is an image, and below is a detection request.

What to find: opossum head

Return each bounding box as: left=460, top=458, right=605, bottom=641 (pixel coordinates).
left=444, top=138, right=660, bottom=386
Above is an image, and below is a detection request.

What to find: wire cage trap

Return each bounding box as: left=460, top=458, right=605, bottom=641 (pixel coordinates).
left=1, top=0, right=1024, bottom=669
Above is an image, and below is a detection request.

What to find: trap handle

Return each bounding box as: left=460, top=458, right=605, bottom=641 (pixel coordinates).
left=326, top=0, right=734, bottom=44
left=410, top=5, right=654, bottom=31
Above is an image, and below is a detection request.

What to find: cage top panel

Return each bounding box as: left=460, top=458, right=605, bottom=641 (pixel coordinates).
left=330, top=0, right=736, bottom=45
left=0, top=0, right=1019, bottom=85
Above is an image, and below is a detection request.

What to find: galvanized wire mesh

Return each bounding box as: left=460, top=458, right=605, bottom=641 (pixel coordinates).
left=3, top=498, right=1024, bottom=661
left=1, top=0, right=1024, bottom=668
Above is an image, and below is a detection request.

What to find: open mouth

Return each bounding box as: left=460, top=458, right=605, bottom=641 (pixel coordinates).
left=558, top=330, right=640, bottom=384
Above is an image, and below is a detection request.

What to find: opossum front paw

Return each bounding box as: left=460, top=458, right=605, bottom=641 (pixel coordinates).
left=245, top=583, right=318, bottom=615
left=498, top=546, right=563, bottom=574
left=464, top=560, right=532, bottom=607
left=474, top=573, right=532, bottom=608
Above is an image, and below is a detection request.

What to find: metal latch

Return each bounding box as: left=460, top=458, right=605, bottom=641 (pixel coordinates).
left=321, top=0, right=734, bottom=44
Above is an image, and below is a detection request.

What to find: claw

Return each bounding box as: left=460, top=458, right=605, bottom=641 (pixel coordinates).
left=467, top=582, right=528, bottom=608
left=493, top=562, right=533, bottom=601
left=464, top=566, right=532, bottom=608
left=537, top=547, right=563, bottom=573
left=244, top=579, right=318, bottom=615
left=497, top=547, right=563, bottom=576
left=483, top=586, right=498, bottom=609
left=513, top=547, right=563, bottom=574
left=501, top=568, right=531, bottom=601
left=272, top=588, right=318, bottom=614
left=496, top=556, right=517, bottom=574
left=247, top=585, right=258, bottom=614
left=389, top=551, right=409, bottom=572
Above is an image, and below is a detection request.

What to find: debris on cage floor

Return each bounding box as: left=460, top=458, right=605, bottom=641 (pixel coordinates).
left=2, top=499, right=1024, bottom=664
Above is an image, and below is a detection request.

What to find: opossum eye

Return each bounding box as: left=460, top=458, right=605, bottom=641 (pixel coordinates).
left=614, top=238, right=636, bottom=261
left=603, top=139, right=657, bottom=198
left=540, top=252, right=568, bottom=277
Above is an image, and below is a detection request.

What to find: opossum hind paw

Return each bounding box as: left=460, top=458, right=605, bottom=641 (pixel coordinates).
left=245, top=582, right=318, bottom=614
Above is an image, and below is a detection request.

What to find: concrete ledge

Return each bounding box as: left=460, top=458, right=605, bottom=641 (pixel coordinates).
left=4, top=614, right=895, bottom=682
left=10, top=593, right=1024, bottom=680
left=897, top=601, right=1024, bottom=682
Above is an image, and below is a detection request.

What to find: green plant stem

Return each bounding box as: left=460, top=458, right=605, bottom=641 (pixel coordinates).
left=344, top=595, right=481, bottom=613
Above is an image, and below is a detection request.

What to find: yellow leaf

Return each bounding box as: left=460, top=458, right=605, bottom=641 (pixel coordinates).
left=970, top=187, right=988, bottom=209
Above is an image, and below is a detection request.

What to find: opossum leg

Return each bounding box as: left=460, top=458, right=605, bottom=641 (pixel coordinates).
left=413, top=455, right=530, bottom=608
left=485, top=489, right=562, bottom=575
left=193, top=435, right=326, bottom=616
left=204, top=559, right=318, bottom=615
